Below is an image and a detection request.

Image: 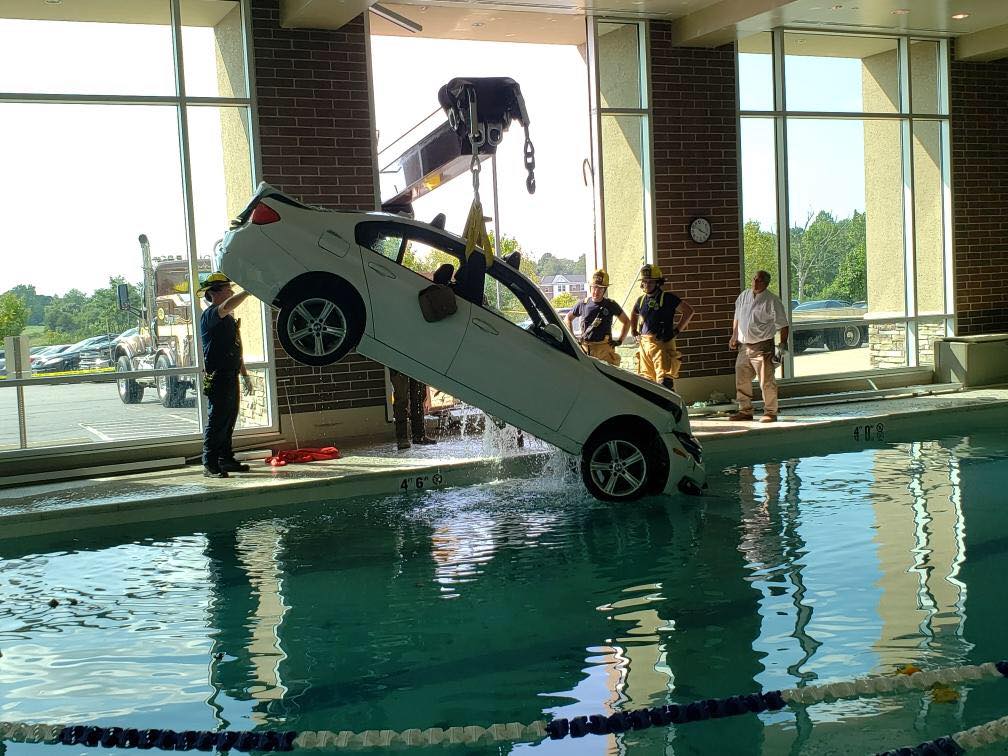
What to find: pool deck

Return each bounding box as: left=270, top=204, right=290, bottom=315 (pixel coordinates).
left=2, top=385, right=1006, bottom=540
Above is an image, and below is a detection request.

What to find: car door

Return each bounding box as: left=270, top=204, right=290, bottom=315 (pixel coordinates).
left=448, top=269, right=584, bottom=431
left=357, top=221, right=470, bottom=376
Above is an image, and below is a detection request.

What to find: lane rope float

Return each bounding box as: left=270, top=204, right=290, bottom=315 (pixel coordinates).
left=1, top=660, right=1005, bottom=751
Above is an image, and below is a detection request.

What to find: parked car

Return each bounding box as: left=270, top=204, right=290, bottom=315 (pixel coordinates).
left=29, top=344, right=71, bottom=370
left=77, top=333, right=120, bottom=371
left=33, top=335, right=115, bottom=373
left=790, top=299, right=869, bottom=352
left=219, top=183, right=706, bottom=501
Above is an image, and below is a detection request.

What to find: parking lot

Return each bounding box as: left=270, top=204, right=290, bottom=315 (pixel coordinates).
left=0, top=381, right=201, bottom=451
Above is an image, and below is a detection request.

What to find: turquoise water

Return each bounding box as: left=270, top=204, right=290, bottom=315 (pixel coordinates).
left=2, top=430, right=1008, bottom=754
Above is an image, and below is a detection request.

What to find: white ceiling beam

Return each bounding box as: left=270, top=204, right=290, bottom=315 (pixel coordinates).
left=955, top=23, right=1008, bottom=61
left=667, top=0, right=802, bottom=47
left=280, top=0, right=374, bottom=30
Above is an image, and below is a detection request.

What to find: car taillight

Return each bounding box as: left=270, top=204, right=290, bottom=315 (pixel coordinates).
left=250, top=202, right=281, bottom=225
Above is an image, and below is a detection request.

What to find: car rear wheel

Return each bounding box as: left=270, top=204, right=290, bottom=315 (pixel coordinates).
left=581, top=428, right=657, bottom=503
left=116, top=355, right=143, bottom=404
left=277, top=280, right=365, bottom=366
left=793, top=333, right=810, bottom=354
left=155, top=353, right=186, bottom=408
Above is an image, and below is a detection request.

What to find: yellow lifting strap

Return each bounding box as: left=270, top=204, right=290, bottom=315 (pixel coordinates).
left=462, top=197, right=494, bottom=268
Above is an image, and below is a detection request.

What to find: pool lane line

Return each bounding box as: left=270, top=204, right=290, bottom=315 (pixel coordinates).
left=2, top=661, right=1006, bottom=751
left=878, top=713, right=1008, bottom=755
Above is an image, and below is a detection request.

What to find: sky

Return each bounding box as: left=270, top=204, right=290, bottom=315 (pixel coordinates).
left=0, top=18, right=868, bottom=298
left=369, top=35, right=595, bottom=266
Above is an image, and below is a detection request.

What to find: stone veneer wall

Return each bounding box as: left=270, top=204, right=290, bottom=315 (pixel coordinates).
left=870, top=320, right=945, bottom=369
left=649, top=27, right=741, bottom=381
left=248, top=2, right=387, bottom=431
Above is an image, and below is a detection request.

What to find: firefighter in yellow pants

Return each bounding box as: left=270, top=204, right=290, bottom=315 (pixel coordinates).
left=630, top=264, right=694, bottom=392
left=565, top=269, right=630, bottom=367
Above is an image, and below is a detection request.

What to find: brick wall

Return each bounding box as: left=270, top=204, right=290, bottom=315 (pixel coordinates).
left=950, top=55, right=1008, bottom=335
left=249, top=2, right=386, bottom=415
left=650, top=26, right=741, bottom=378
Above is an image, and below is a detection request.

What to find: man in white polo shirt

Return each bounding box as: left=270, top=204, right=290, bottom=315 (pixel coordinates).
left=729, top=270, right=789, bottom=423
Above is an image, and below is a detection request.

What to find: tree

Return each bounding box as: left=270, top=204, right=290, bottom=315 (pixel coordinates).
left=742, top=221, right=779, bottom=293
left=0, top=292, right=30, bottom=341
left=536, top=252, right=586, bottom=279
left=789, top=210, right=845, bottom=302
left=5, top=284, right=51, bottom=325
left=43, top=289, right=89, bottom=340
left=551, top=292, right=577, bottom=310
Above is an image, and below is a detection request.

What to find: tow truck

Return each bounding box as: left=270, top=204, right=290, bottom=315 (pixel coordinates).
left=114, top=234, right=210, bottom=407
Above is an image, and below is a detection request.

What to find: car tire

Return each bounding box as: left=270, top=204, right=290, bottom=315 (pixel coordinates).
left=116, top=355, right=143, bottom=404
left=155, top=354, right=186, bottom=408
left=277, top=280, right=365, bottom=366
left=840, top=325, right=862, bottom=348
left=581, top=427, right=659, bottom=503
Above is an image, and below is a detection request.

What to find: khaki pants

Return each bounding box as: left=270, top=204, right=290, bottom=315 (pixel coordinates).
left=637, top=334, right=681, bottom=384
left=580, top=339, right=620, bottom=367
left=735, top=340, right=778, bottom=416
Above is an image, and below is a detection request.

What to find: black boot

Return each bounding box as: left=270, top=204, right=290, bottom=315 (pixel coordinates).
left=412, top=435, right=437, bottom=445
left=203, top=465, right=229, bottom=479
left=661, top=377, right=676, bottom=391
left=219, top=459, right=250, bottom=473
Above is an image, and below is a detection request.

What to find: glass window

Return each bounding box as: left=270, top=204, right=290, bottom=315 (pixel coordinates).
left=0, top=15, right=175, bottom=96
left=787, top=119, right=902, bottom=376
left=740, top=118, right=779, bottom=293
left=0, top=102, right=187, bottom=368
left=181, top=1, right=248, bottom=98
left=597, top=23, right=642, bottom=109
left=738, top=33, right=774, bottom=111
left=784, top=34, right=899, bottom=113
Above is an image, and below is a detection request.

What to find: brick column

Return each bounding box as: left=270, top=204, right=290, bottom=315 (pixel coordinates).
left=249, top=2, right=388, bottom=438
left=950, top=55, right=1008, bottom=335
left=649, top=26, right=741, bottom=387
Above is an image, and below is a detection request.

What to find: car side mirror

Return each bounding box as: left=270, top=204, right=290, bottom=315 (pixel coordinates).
left=116, top=283, right=130, bottom=311
left=543, top=323, right=565, bottom=344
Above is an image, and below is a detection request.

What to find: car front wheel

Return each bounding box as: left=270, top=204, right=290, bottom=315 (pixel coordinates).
left=277, top=280, right=365, bottom=366
left=581, top=429, right=657, bottom=502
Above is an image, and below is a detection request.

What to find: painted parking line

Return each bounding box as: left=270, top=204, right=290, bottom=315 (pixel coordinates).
left=78, top=417, right=199, bottom=442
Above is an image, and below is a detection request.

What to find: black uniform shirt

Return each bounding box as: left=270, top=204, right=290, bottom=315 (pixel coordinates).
left=573, top=297, right=623, bottom=342
left=633, top=290, right=682, bottom=340
left=200, top=304, right=242, bottom=372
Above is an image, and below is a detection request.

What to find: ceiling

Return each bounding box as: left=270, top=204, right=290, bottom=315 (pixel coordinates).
left=365, top=0, right=1008, bottom=59
left=2, top=0, right=1004, bottom=60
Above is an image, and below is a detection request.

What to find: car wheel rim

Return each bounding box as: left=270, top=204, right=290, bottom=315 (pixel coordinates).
left=589, top=439, right=648, bottom=497
left=287, top=298, right=348, bottom=358
left=843, top=327, right=859, bottom=347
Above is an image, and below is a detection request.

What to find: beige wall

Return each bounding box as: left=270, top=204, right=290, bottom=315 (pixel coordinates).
left=862, top=43, right=945, bottom=318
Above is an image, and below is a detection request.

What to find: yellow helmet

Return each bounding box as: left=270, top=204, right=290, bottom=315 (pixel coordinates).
left=196, top=272, right=233, bottom=296
left=590, top=268, right=610, bottom=288
left=640, top=263, right=663, bottom=282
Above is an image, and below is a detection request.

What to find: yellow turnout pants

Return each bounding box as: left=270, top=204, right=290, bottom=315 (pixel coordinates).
left=637, top=334, right=681, bottom=384
left=580, top=338, right=620, bottom=367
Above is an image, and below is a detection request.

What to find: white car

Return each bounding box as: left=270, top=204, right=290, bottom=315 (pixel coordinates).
left=218, top=183, right=705, bottom=501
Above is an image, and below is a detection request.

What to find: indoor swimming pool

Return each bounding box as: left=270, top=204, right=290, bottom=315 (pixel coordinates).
left=2, top=428, right=1007, bottom=754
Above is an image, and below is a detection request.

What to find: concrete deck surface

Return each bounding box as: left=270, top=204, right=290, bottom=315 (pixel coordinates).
left=1, top=385, right=1006, bottom=540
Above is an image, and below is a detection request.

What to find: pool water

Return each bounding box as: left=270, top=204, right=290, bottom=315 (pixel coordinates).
left=2, top=430, right=1008, bottom=755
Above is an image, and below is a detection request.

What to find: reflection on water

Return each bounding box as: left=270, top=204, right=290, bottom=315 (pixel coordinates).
left=1, top=432, right=1007, bottom=754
